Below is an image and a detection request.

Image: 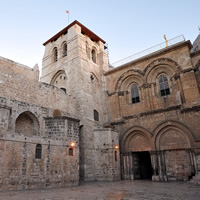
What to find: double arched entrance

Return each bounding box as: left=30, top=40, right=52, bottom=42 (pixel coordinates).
left=120, top=122, right=197, bottom=181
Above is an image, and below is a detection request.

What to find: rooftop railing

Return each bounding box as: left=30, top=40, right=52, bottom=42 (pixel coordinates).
left=111, top=35, right=185, bottom=67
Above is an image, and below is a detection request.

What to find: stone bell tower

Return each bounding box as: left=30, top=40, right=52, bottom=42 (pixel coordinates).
left=41, top=20, right=120, bottom=181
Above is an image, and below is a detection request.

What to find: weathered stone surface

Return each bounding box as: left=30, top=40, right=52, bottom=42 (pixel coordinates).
left=1, top=20, right=200, bottom=191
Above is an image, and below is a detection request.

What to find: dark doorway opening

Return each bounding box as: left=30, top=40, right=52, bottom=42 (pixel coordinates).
left=132, top=151, right=152, bottom=180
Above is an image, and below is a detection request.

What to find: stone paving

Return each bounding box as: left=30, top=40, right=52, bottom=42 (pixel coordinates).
left=0, top=180, right=199, bottom=200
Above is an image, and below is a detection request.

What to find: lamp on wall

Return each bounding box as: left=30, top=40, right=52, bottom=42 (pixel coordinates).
left=115, top=145, right=119, bottom=150
left=70, top=142, right=75, bottom=147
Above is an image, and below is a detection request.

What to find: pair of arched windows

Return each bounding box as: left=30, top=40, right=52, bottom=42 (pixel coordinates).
left=35, top=144, right=74, bottom=159
left=53, top=43, right=67, bottom=63
left=130, top=75, right=170, bottom=104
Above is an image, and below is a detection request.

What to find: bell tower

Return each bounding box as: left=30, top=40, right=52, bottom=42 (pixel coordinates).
left=41, top=20, right=120, bottom=181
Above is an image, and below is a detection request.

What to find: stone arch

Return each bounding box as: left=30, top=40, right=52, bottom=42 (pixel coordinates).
left=121, top=126, right=152, bottom=153
left=50, top=70, right=67, bottom=93
left=144, top=58, right=181, bottom=83
left=90, top=72, right=99, bottom=84
left=61, top=41, right=67, bottom=57
left=52, top=46, right=58, bottom=62
left=91, top=46, right=98, bottom=63
left=15, top=111, right=39, bottom=136
left=115, top=69, right=144, bottom=92
left=194, top=59, right=200, bottom=70
left=153, top=120, right=195, bottom=150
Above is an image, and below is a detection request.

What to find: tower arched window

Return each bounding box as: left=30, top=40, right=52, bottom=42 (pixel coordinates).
left=93, top=110, right=99, bottom=121
left=115, top=151, right=117, bottom=161
left=69, top=148, right=73, bottom=156
left=35, top=144, right=42, bottom=159
left=159, top=75, right=170, bottom=96
left=91, top=49, right=96, bottom=63
left=131, top=85, right=140, bottom=104
left=62, top=43, right=67, bottom=57
left=53, top=47, right=58, bottom=62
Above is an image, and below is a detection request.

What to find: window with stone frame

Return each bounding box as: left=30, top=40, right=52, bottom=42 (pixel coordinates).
left=35, top=144, right=42, bottom=159
left=53, top=47, right=58, bottom=62
left=69, top=148, right=73, bottom=156
left=93, top=110, right=99, bottom=121
left=159, top=75, right=170, bottom=97
left=115, top=151, right=117, bottom=161
left=131, top=85, right=140, bottom=104
left=62, top=42, right=67, bottom=57
left=91, top=49, right=96, bottom=63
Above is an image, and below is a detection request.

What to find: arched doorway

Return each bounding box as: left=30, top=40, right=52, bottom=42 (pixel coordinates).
left=121, top=127, right=153, bottom=180
left=154, top=122, right=195, bottom=181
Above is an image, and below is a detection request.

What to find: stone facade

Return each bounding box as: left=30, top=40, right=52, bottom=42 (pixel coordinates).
left=105, top=37, right=200, bottom=182
left=0, top=20, right=200, bottom=190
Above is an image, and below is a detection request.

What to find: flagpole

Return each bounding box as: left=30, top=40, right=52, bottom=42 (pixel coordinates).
left=66, top=10, right=70, bottom=25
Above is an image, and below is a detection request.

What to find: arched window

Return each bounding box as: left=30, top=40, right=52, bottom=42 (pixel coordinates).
left=62, top=43, right=67, bottom=57
left=91, top=49, right=96, bottom=63
left=69, top=148, right=73, bottom=156
left=60, top=88, right=66, bottom=94
left=53, top=47, right=58, bottom=62
left=93, top=110, right=99, bottom=121
left=131, top=85, right=140, bottom=104
left=115, top=151, right=117, bottom=161
left=35, top=144, right=42, bottom=159
left=159, top=75, right=170, bottom=96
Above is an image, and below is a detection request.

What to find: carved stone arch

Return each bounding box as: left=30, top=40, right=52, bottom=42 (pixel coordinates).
left=91, top=46, right=98, bottom=63
left=50, top=70, right=66, bottom=85
left=15, top=111, right=39, bottom=136
left=61, top=41, right=67, bottom=57
left=52, top=46, right=58, bottom=62
left=50, top=70, right=67, bottom=93
left=153, top=120, right=195, bottom=151
left=194, top=59, right=200, bottom=70
left=115, top=69, right=144, bottom=92
left=90, top=72, right=99, bottom=84
left=120, top=126, right=152, bottom=153
left=144, top=58, right=181, bottom=83
left=120, top=75, right=143, bottom=92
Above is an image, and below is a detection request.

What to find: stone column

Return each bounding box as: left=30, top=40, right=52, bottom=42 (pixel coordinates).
left=157, top=150, right=167, bottom=181
left=150, top=151, right=159, bottom=181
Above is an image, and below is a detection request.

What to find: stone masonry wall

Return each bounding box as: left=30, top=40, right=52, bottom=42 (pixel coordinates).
left=93, top=129, right=120, bottom=181
left=0, top=113, right=80, bottom=190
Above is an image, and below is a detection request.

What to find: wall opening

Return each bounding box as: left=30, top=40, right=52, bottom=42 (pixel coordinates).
left=35, top=144, right=42, bottom=159
left=132, top=151, right=152, bottom=180
left=15, top=111, right=39, bottom=136
left=69, top=148, right=73, bottom=156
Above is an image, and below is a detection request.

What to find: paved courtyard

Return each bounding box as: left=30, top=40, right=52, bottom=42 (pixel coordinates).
left=0, top=180, right=199, bottom=200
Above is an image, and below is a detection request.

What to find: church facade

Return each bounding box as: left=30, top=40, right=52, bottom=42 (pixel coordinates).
left=0, top=20, right=200, bottom=190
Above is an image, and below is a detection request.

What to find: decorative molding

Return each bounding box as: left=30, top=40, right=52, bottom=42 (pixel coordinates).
left=114, top=57, right=181, bottom=92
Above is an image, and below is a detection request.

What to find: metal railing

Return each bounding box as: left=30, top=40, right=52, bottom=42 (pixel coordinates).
left=111, top=35, right=185, bottom=67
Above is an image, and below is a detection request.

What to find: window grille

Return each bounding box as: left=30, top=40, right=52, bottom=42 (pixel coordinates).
left=131, top=85, right=140, bottom=104
left=35, top=144, right=42, bottom=159
left=159, top=75, right=170, bottom=96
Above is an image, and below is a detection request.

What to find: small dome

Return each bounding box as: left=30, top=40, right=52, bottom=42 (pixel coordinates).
left=191, top=34, right=200, bottom=53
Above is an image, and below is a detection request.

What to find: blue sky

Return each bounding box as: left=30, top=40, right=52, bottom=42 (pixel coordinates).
left=0, top=0, right=199, bottom=71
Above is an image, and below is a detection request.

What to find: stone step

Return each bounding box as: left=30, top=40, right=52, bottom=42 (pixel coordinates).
left=190, top=173, right=200, bottom=184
